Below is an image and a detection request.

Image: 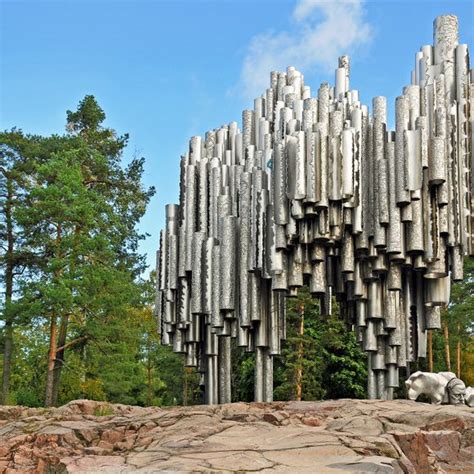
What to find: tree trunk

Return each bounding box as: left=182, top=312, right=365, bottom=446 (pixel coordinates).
left=51, top=314, right=69, bottom=406
left=1, top=178, right=14, bottom=405
left=183, top=364, right=189, bottom=406
left=45, top=224, right=62, bottom=407
left=443, top=322, right=451, bottom=372
left=1, top=323, right=13, bottom=405
left=147, top=366, right=153, bottom=406
left=295, top=304, right=304, bottom=402
left=44, top=314, right=58, bottom=407
left=456, top=323, right=461, bottom=378
left=427, top=330, right=433, bottom=372
left=146, top=344, right=153, bottom=406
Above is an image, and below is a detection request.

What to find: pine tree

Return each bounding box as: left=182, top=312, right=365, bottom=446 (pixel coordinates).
left=274, top=288, right=325, bottom=401
left=320, top=314, right=367, bottom=399
left=14, top=96, right=155, bottom=406
left=0, top=130, right=44, bottom=404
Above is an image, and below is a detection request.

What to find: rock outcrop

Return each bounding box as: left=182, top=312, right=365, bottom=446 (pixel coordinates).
left=0, top=399, right=473, bottom=472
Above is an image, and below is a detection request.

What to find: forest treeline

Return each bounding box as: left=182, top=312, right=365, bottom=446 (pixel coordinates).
left=1, top=97, right=473, bottom=407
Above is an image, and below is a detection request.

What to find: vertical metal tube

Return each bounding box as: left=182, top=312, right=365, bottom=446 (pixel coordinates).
left=218, top=336, right=232, bottom=404
left=254, top=347, right=264, bottom=402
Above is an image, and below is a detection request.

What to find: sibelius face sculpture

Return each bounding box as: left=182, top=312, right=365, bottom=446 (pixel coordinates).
left=156, top=15, right=473, bottom=403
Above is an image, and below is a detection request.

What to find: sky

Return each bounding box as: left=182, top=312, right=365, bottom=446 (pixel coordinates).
left=1, top=0, right=473, bottom=273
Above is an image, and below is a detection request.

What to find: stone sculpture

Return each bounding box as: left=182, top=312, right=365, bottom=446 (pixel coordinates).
left=405, top=371, right=470, bottom=406
left=466, top=387, right=474, bottom=407
left=156, top=15, right=473, bottom=403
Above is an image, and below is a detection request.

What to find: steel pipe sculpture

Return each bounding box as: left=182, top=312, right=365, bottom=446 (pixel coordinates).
left=156, top=15, right=473, bottom=403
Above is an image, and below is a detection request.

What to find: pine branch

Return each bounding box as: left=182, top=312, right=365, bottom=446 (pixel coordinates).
left=55, top=335, right=89, bottom=352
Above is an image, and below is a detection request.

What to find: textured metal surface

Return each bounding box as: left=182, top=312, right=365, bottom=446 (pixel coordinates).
left=156, top=15, right=473, bottom=403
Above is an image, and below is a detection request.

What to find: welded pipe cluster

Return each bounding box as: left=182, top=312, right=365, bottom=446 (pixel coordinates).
left=156, top=15, right=473, bottom=402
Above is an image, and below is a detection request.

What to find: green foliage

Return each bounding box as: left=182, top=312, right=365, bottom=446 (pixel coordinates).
left=7, top=326, right=48, bottom=406
left=321, top=317, right=367, bottom=399
left=14, top=387, right=43, bottom=407
left=230, top=288, right=367, bottom=402
left=2, top=274, right=193, bottom=407
left=274, top=289, right=325, bottom=401
left=66, top=96, right=106, bottom=134
left=231, top=343, right=255, bottom=402
left=273, top=288, right=366, bottom=401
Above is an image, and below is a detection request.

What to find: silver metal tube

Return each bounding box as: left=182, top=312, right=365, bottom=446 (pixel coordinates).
left=218, top=336, right=232, bottom=404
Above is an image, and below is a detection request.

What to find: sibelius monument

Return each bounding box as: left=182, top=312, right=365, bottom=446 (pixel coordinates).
left=155, top=15, right=473, bottom=403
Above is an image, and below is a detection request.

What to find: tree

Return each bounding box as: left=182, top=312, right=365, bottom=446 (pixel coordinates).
left=274, top=288, right=326, bottom=401
left=320, top=314, right=367, bottom=399
left=0, top=130, right=45, bottom=404
left=0, top=138, right=21, bottom=404
left=13, top=96, right=155, bottom=406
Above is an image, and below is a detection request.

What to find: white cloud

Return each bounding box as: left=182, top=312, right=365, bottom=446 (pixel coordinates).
left=239, top=0, right=373, bottom=100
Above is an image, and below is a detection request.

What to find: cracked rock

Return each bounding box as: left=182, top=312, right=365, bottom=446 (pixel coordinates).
left=0, top=399, right=472, bottom=473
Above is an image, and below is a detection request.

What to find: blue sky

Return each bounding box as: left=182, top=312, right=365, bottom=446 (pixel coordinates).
left=1, top=0, right=473, bottom=273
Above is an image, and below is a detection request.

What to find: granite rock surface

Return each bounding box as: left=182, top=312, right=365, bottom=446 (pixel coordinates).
left=0, top=399, right=473, bottom=473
